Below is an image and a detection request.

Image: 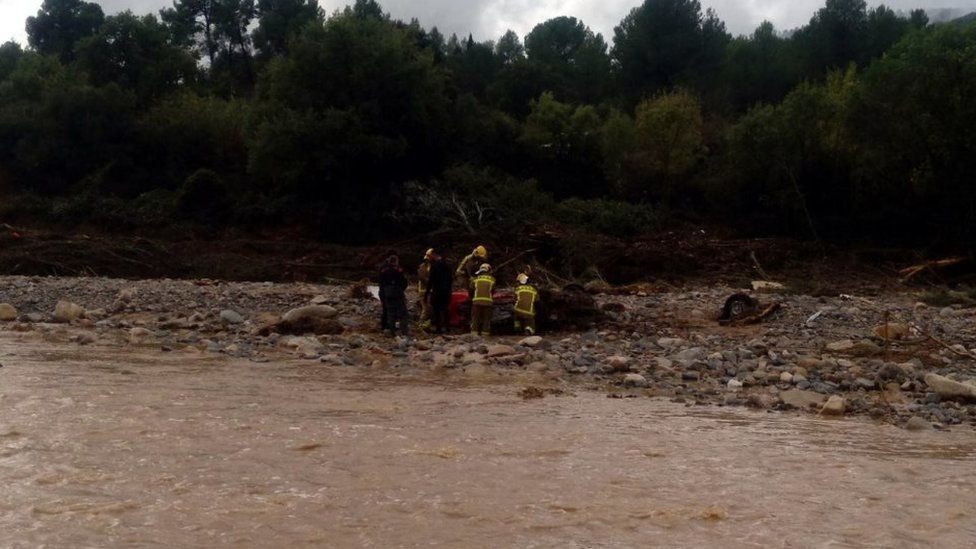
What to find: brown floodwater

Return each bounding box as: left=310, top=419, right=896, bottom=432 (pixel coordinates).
left=1, top=334, right=975, bottom=548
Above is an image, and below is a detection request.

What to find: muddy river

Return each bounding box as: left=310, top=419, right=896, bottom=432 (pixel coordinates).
left=1, top=335, right=974, bottom=548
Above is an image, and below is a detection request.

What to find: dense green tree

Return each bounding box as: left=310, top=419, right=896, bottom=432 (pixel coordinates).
left=524, top=16, right=610, bottom=103
left=74, top=12, right=198, bottom=104
left=849, top=23, right=976, bottom=247
left=723, top=22, right=795, bottom=111
left=0, top=55, right=136, bottom=195
left=252, top=0, right=322, bottom=58
left=519, top=92, right=605, bottom=197
left=249, top=5, right=450, bottom=232
left=612, top=0, right=728, bottom=101
left=0, top=42, right=24, bottom=81
left=495, top=30, right=524, bottom=65
left=26, top=0, right=105, bottom=62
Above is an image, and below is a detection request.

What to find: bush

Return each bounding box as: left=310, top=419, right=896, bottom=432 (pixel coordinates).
left=177, top=169, right=229, bottom=224
left=555, top=198, right=656, bottom=237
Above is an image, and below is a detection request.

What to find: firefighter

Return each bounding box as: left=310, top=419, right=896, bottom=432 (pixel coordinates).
left=455, top=245, right=487, bottom=290
left=417, top=248, right=434, bottom=328
left=513, top=273, right=539, bottom=335
left=469, top=263, right=495, bottom=336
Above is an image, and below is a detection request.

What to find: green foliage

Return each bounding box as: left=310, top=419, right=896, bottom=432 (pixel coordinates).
left=555, top=198, right=657, bottom=237
left=26, top=0, right=104, bottom=62
left=74, top=12, right=198, bottom=104
left=253, top=0, right=322, bottom=58
left=0, top=0, right=973, bottom=249
left=612, top=0, right=729, bottom=100
left=178, top=168, right=230, bottom=223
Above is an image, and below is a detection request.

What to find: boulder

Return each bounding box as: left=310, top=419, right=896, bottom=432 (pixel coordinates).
left=129, top=327, right=152, bottom=344
left=260, top=305, right=343, bottom=336
left=826, top=340, right=854, bottom=352
left=282, top=305, right=338, bottom=323
left=923, top=373, right=976, bottom=400
left=727, top=379, right=744, bottom=390
left=0, top=303, right=18, bottom=321
left=219, top=309, right=245, bottom=325
left=820, top=395, right=846, bottom=416
left=486, top=344, right=516, bottom=358
left=780, top=389, right=826, bottom=410
left=605, top=355, right=632, bottom=372
left=519, top=335, right=543, bottom=347
left=53, top=301, right=85, bottom=323
left=623, top=373, right=648, bottom=388
left=904, top=416, right=932, bottom=431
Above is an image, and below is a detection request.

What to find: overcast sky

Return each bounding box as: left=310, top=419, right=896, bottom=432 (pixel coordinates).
left=2, top=0, right=974, bottom=47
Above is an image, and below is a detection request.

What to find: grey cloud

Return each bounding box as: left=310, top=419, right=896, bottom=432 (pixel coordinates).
left=3, top=0, right=976, bottom=46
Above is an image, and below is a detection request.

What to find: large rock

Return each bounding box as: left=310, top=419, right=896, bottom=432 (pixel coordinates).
left=820, top=395, right=846, bottom=416
left=904, top=416, right=932, bottom=431
left=623, top=373, right=648, bottom=388
left=672, top=347, right=705, bottom=362
left=780, top=389, right=826, bottom=410
left=519, top=335, right=543, bottom=347
left=825, top=340, right=854, bottom=352
left=924, top=373, right=976, bottom=400
left=605, top=355, right=632, bottom=372
left=261, top=305, right=343, bottom=336
left=129, top=327, right=152, bottom=344
left=282, top=305, right=338, bottom=323
left=486, top=344, right=516, bottom=358
left=0, top=303, right=17, bottom=321
left=53, top=301, right=85, bottom=323
left=219, top=309, right=245, bottom=325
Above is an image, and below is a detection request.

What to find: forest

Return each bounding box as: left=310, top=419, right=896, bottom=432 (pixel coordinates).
left=0, top=0, right=974, bottom=251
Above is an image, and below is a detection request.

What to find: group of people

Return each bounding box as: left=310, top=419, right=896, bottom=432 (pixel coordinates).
left=377, top=245, right=540, bottom=338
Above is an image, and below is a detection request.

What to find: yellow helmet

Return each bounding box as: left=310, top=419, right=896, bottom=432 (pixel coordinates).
left=517, top=273, right=529, bottom=285
left=473, top=245, right=487, bottom=258
left=424, top=248, right=434, bottom=260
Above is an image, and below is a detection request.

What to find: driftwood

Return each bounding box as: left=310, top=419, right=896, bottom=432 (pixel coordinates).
left=899, top=257, right=967, bottom=282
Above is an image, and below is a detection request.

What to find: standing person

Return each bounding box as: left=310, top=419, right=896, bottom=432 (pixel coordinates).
left=455, top=245, right=488, bottom=291
left=379, top=254, right=409, bottom=337
left=470, top=263, right=495, bottom=336
left=417, top=248, right=434, bottom=329
left=513, top=273, right=539, bottom=336
left=425, top=248, right=453, bottom=334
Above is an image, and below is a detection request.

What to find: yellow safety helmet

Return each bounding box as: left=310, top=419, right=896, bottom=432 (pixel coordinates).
left=477, top=263, right=491, bottom=274
left=424, top=248, right=434, bottom=260
left=473, top=245, right=487, bottom=258
left=517, top=273, right=529, bottom=285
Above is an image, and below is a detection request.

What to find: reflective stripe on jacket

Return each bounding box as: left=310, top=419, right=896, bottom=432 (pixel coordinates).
left=514, top=284, right=538, bottom=316
left=471, top=275, right=495, bottom=305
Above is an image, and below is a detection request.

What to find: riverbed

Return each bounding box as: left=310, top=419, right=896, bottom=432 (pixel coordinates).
left=1, top=337, right=974, bottom=547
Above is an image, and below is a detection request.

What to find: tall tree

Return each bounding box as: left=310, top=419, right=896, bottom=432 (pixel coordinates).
left=26, top=0, right=104, bottom=62
left=75, top=12, right=198, bottom=104
left=253, top=0, right=322, bottom=58
left=612, top=0, right=727, bottom=101
left=524, top=16, right=610, bottom=103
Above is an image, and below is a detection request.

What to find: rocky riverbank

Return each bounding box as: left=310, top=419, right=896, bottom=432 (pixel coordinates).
left=2, top=275, right=976, bottom=430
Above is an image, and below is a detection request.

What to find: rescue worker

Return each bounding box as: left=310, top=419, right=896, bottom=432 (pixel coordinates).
left=425, top=248, right=453, bottom=334
left=378, top=254, right=409, bottom=337
left=470, top=263, right=495, bottom=336
left=513, top=273, right=539, bottom=335
left=456, top=245, right=488, bottom=291
left=417, top=248, right=434, bottom=329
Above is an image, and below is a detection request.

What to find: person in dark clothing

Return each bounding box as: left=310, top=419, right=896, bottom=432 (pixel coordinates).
left=378, top=254, right=409, bottom=337
left=424, top=249, right=453, bottom=334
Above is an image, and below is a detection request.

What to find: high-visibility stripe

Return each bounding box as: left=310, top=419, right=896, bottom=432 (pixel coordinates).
left=514, top=285, right=538, bottom=315
left=472, top=275, right=495, bottom=304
